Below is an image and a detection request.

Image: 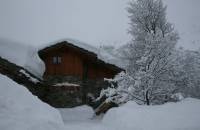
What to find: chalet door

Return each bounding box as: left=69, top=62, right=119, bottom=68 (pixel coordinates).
left=54, top=64, right=57, bottom=75
left=82, top=62, right=88, bottom=80
left=82, top=62, right=89, bottom=104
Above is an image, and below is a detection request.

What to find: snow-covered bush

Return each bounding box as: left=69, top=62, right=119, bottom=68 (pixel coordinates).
left=98, top=72, right=143, bottom=104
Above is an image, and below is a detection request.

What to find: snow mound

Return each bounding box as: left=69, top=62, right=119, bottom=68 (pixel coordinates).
left=103, top=98, right=200, bottom=130
left=0, top=39, right=45, bottom=78
left=0, top=74, right=65, bottom=130
left=39, top=38, right=124, bottom=68
left=58, top=105, right=95, bottom=123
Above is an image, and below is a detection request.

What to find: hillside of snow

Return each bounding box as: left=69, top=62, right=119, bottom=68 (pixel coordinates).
left=0, top=39, right=45, bottom=78
left=0, top=74, right=65, bottom=130
left=56, top=98, right=200, bottom=130
left=0, top=72, right=200, bottom=130
left=102, top=98, right=200, bottom=130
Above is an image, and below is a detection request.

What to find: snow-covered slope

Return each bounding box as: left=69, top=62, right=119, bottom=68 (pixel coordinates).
left=59, top=105, right=94, bottom=123
left=0, top=39, right=45, bottom=78
left=0, top=74, right=65, bottom=130
left=57, top=98, right=200, bottom=130
left=103, top=98, right=200, bottom=130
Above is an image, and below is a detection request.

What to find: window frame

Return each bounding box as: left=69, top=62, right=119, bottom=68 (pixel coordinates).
left=52, top=56, right=62, bottom=64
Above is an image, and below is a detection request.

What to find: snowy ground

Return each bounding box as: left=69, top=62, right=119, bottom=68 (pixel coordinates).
left=58, top=106, right=107, bottom=130
left=1, top=73, right=200, bottom=130
left=102, top=99, right=200, bottom=130
left=59, top=100, right=200, bottom=130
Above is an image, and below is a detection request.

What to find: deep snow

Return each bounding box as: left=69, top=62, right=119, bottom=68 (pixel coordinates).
left=58, top=106, right=108, bottom=130
left=0, top=74, right=65, bottom=130
left=103, top=99, right=200, bottom=130
left=59, top=105, right=95, bottom=123
left=59, top=99, right=200, bottom=130
left=1, top=72, right=200, bottom=130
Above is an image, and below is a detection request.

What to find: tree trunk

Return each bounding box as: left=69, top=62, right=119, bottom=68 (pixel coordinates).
left=146, top=90, right=150, bottom=105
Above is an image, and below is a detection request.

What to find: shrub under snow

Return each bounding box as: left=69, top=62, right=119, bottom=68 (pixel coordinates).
left=0, top=74, right=65, bottom=130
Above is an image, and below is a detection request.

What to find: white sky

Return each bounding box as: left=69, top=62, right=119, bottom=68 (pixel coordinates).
left=0, top=0, right=200, bottom=49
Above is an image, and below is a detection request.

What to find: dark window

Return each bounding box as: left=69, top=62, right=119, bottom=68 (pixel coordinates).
left=53, top=56, right=62, bottom=64
left=53, top=57, right=57, bottom=64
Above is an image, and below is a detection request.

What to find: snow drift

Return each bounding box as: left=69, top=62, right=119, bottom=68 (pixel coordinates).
left=59, top=105, right=94, bottom=123
left=103, top=98, right=200, bottom=130
left=0, top=74, right=65, bottom=130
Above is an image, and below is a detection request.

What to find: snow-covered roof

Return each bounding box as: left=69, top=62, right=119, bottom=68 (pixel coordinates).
left=39, top=38, right=124, bottom=69
left=0, top=38, right=123, bottom=79
left=0, top=39, right=45, bottom=78
left=39, top=38, right=98, bottom=56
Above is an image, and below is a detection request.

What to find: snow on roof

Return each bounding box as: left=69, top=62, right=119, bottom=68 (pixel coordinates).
left=38, top=38, right=124, bottom=69
left=0, top=39, right=45, bottom=78
left=0, top=38, right=123, bottom=79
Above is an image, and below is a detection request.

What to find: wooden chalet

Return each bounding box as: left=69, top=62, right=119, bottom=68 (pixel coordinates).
left=38, top=41, right=123, bottom=80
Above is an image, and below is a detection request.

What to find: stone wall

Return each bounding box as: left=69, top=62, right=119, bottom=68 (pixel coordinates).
left=44, top=75, right=110, bottom=108
left=0, top=57, right=110, bottom=108
left=44, top=75, right=82, bottom=85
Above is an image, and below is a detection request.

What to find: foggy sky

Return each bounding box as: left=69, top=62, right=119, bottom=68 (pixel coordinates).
left=0, top=0, right=200, bottom=49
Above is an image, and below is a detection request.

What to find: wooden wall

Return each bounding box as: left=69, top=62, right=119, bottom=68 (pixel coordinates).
left=87, top=63, right=116, bottom=79
left=43, top=47, right=83, bottom=78
left=42, top=47, right=119, bottom=80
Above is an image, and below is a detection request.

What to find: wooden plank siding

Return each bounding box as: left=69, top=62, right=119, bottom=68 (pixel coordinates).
left=43, top=47, right=83, bottom=78
left=87, top=63, right=116, bottom=79
left=39, top=41, right=123, bottom=80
